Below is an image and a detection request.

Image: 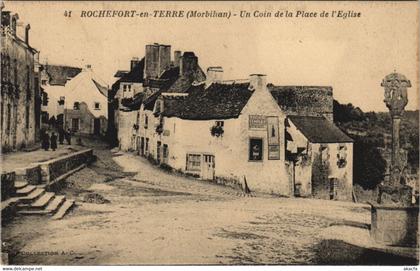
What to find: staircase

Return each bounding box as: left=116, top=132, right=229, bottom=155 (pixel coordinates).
left=12, top=181, right=75, bottom=220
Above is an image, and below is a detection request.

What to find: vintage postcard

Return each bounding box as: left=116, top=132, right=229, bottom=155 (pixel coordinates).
left=0, top=0, right=418, bottom=270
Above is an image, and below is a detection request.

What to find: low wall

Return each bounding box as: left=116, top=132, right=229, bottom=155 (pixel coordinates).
left=370, top=203, right=419, bottom=247
left=15, top=165, right=42, bottom=185
left=33, top=149, right=93, bottom=184
left=1, top=171, right=16, bottom=201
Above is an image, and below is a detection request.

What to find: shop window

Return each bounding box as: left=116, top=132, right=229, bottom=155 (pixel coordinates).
left=72, top=118, right=80, bottom=131
left=186, top=153, right=201, bottom=171
left=249, top=138, right=263, bottom=161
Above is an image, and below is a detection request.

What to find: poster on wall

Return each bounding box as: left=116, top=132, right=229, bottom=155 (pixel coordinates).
left=249, top=115, right=267, bottom=130
left=268, top=144, right=280, bottom=160
left=267, top=116, right=280, bottom=160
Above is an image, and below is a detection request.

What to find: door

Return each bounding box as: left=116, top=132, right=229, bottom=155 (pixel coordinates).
left=201, top=154, right=215, bottom=180
left=140, top=137, right=144, bottom=156
left=94, top=118, right=101, bottom=135
left=156, top=141, right=161, bottom=163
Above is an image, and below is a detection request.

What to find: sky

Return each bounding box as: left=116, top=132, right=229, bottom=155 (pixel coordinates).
left=4, top=1, right=419, bottom=112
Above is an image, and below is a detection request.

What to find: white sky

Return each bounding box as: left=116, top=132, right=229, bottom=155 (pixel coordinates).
left=5, top=1, right=419, bottom=112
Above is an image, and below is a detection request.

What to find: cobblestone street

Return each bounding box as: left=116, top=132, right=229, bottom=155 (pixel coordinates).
left=2, top=140, right=415, bottom=265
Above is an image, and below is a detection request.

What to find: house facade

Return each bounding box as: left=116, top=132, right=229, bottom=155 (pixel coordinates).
left=62, top=66, right=108, bottom=136
left=111, top=43, right=354, bottom=199
left=1, top=9, right=40, bottom=152
left=39, top=64, right=82, bottom=129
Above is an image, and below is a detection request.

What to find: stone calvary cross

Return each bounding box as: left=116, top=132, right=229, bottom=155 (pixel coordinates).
left=381, top=72, right=411, bottom=187
left=369, top=72, right=418, bottom=248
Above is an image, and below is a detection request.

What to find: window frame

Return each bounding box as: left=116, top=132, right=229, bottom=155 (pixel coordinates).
left=248, top=137, right=264, bottom=162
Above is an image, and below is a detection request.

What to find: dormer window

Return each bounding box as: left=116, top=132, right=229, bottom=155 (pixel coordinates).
left=94, top=102, right=100, bottom=110
left=73, top=102, right=80, bottom=110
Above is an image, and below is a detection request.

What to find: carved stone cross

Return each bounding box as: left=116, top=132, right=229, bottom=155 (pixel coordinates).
left=381, top=72, right=411, bottom=188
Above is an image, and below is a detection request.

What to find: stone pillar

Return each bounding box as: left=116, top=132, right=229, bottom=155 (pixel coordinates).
left=370, top=72, right=418, bottom=248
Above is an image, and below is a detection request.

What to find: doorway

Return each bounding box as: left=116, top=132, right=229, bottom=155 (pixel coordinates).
left=93, top=118, right=101, bottom=135
left=201, top=154, right=215, bottom=180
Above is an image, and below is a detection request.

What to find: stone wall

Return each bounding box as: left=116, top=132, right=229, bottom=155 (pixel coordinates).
left=35, top=149, right=93, bottom=184
left=1, top=22, right=38, bottom=152
left=1, top=171, right=16, bottom=201
left=14, top=165, right=41, bottom=185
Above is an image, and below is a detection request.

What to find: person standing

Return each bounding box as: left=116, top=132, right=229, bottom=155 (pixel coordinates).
left=42, top=133, right=50, bottom=151
left=50, top=132, right=58, bottom=151
left=58, top=127, right=65, bottom=144
left=66, top=128, right=72, bottom=145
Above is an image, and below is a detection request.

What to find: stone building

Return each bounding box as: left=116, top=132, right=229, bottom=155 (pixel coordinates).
left=110, top=43, right=354, bottom=199
left=62, top=66, right=108, bottom=136
left=108, top=43, right=206, bottom=150
left=1, top=8, right=40, bottom=152
left=39, top=64, right=82, bottom=128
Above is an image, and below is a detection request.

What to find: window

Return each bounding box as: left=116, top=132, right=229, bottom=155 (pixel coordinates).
left=73, top=102, right=80, bottom=110
left=145, top=138, right=149, bottom=154
left=163, top=144, right=169, bottom=164
left=123, top=85, right=127, bottom=92
left=216, top=121, right=224, bottom=127
left=94, top=102, right=100, bottom=110
left=157, top=141, right=161, bottom=163
left=25, top=105, right=30, bottom=129
left=41, top=79, right=47, bottom=85
left=6, top=104, right=11, bottom=132
left=128, top=85, right=131, bottom=92
left=249, top=138, right=263, bottom=161
left=72, top=118, right=80, bottom=131
left=186, top=154, right=201, bottom=172
left=144, top=115, right=148, bottom=129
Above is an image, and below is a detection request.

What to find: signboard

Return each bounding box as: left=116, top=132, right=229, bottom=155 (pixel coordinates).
left=249, top=115, right=267, bottom=130
left=268, top=145, right=280, bottom=160
left=267, top=116, right=280, bottom=160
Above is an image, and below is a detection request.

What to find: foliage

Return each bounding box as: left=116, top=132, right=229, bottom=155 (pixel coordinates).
left=210, top=125, right=224, bottom=137
left=333, top=99, right=419, bottom=189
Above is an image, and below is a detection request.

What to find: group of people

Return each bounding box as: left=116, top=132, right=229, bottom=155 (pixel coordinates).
left=41, top=128, right=72, bottom=151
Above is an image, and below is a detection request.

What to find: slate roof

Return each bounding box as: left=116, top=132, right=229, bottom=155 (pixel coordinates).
left=161, top=82, right=254, bottom=120
left=119, top=58, right=145, bottom=83
left=288, top=115, right=353, bottom=143
left=43, top=64, right=82, bottom=86
left=268, top=85, right=333, bottom=116
left=92, top=79, right=108, bottom=98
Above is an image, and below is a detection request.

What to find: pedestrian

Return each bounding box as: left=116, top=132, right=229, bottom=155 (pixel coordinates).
left=42, top=133, right=50, bottom=151
left=50, top=132, right=58, bottom=151
left=58, top=127, right=65, bottom=144
left=65, top=128, right=72, bottom=145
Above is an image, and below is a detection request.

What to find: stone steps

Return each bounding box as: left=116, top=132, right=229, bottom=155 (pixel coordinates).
left=15, top=185, right=36, bottom=196
left=52, top=200, right=75, bottom=220
left=18, top=192, right=55, bottom=210
left=14, top=181, right=28, bottom=190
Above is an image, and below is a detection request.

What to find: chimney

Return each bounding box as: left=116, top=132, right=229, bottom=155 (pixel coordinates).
left=173, top=51, right=182, bottom=67
left=249, top=74, right=267, bottom=92
left=158, top=44, right=171, bottom=76
left=25, top=24, right=30, bottom=45
left=206, top=66, right=223, bottom=87
left=144, top=43, right=171, bottom=79
left=180, top=52, right=198, bottom=76
left=130, top=57, right=140, bottom=71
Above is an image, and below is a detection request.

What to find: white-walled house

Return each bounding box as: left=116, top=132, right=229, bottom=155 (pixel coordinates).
left=63, top=66, right=108, bottom=135
left=139, top=74, right=292, bottom=195
left=286, top=115, right=354, bottom=200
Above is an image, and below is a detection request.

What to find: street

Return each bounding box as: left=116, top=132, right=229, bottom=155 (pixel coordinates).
left=2, top=139, right=414, bottom=265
